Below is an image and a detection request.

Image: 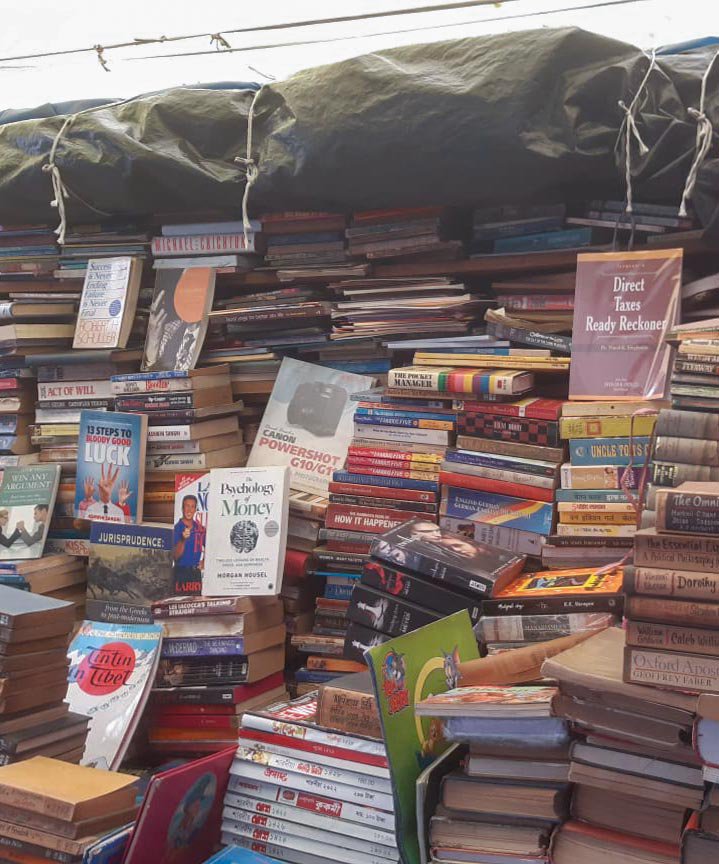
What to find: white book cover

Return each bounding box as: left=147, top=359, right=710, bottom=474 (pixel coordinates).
left=66, top=621, right=162, bottom=770
left=248, top=358, right=375, bottom=495
left=203, top=466, right=290, bottom=597
left=73, top=257, right=138, bottom=349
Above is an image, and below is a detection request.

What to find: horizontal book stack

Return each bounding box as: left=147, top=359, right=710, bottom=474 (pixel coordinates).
left=628, top=478, right=719, bottom=694
left=0, top=756, right=138, bottom=863
left=343, top=519, right=524, bottom=662
left=544, top=403, right=655, bottom=568
left=681, top=270, right=719, bottom=322
left=545, top=627, right=705, bottom=864
left=476, top=566, right=622, bottom=654
left=148, top=595, right=288, bottom=755
left=0, top=367, right=37, bottom=467
left=115, top=366, right=247, bottom=474
left=347, top=206, right=463, bottom=263
left=0, top=588, right=89, bottom=765
left=222, top=691, right=398, bottom=864
left=59, top=222, right=151, bottom=281
left=470, top=202, right=590, bottom=257
left=279, top=546, right=316, bottom=696
left=566, top=198, right=697, bottom=242
left=262, top=211, right=347, bottom=270
left=490, top=270, right=575, bottom=332
left=151, top=219, right=261, bottom=273
left=416, top=684, right=571, bottom=864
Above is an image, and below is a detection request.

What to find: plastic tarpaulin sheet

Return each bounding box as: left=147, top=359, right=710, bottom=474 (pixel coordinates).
left=0, top=27, right=716, bottom=234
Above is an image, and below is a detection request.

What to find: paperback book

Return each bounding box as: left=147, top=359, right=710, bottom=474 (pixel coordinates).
left=75, top=410, right=147, bottom=524
left=0, top=465, right=60, bottom=560
left=173, top=472, right=210, bottom=596
left=73, top=257, right=142, bottom=350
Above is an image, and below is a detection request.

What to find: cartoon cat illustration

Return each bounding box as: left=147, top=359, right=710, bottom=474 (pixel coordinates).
left=443, top=646, right=461, bottom=689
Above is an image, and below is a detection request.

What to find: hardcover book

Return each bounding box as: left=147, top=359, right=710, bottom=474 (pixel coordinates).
left=0, top=465, right=60, bottom=560
left=75, top=410, right=147, bottom=524
left=203, top=467, right=290, bottom=597
left=142, top=267, right=216, bottom=372
left=173, top=472, right=209, bottom=596
left=87, top=522, right=174, bottom=624
left=73, top=257, right=143, bottom=350
left=248, top=357, right=374, bottom=495
left=569, top=249, right=682, bottom=400
left=370, top=519, right=525, bottom=596
left=67, top=621, right=163, bottom=770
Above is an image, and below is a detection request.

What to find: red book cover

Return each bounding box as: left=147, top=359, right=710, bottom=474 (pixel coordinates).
left=452, top=397, right=564, bottom=421
left=328, top=480, right=438, bottom=502
left=283, top=549, right=311, bottom=583
left=121, top=746, right=235, bottom=864
left=325, top=504, right=429, bottom=531
left=439, top=470, right=555, bottom=503
left=149, top=713, right=241, bottom=730
left=345, top=460, right=438, bottom=479
left=326, top=540, right=372, bottom=554
left=569, top=249, right=682, bottom=400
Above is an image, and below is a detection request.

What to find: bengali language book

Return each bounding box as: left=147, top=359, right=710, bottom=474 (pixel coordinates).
left=66, top=621, right=163, bottom=770
left=75, top=410, right=147, bottom=524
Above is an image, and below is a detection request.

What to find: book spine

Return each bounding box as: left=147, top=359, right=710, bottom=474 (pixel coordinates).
left=626, top=620, right=719, bottom=657
left=558, top=511, right=637, bottom=525
left=655, top=408, right=719, bottom=438
left=438, top=515, right=544, bottom=555
left=330, top=494, right=436, bottom=513
left=37, top=382, right=111, bottom=400
left=344, top=461, right=438, bottom=481
left=226, top=776, right=395, bottom=831
left=332, top=471, right=437, bottom=492
left=626, top=595, right=719, bottom=628
left=441, top=462, right=555, bottom=489
left=624, top=646, right=719, bottom=693
left=455, top=434, right=564, bottom=463
left=222, top=828, right=391, bottom=864
left=347, top=445, right=440, bottom=464
left=445, top=449, right=556, bottom=477
left=231, top=755, right=393, bottom=810
left=161, top=637, right=250, bottom=657
left=559, top=416, right=657, bottom=439
left=654, top=436, right=719, bottom=466
left=457, top=414, right=560, bottom=446
left=325, top=504, right=425, bottom=533
left=361, top=561, right=480, bottom=621
left=439, top=470, right=554, bottom=502
left=555, top=489, right=630, bottom=503
left=152, top=234, right=254, bottom=255
left=328, top=480, right=436, bottom=502
left=115, top=395, right=198, bottom=411
left=0, top=832, right=77, bottom=863
left=493, top=226, right=592, bottom=252
left=486, top=320, right=572, bottom=354
left=482, top=594, right=624, bottom=616
left=348, top=585, right=441, bottom=637
left=634, top=532, right=719, bottom=572
left=317, top=686, right=381, bottom=740
left=655, top=488, right=719, bottom=535
left=560, top=464, right=640, bottom=489
left=223, top=793, right=396, bottom=847
left=451, top=398, right=562, bottom=421
left=352, top=423, right=449, bottom=445
left=568, top=437, right=651, bottom=466
left=626, top=565, right=719, bottom=600
left=652, top=461, right=719, bottom=487
left=441, top=485, right=554, bottom=535
left=238, top=727, right=387, bottom=772
left=479, top=611, right=615, bottom=643
left=555, top=524, right=636, bottom=537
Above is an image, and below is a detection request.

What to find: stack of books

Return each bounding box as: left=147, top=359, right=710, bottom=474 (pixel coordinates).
left=344, top=519, right=523, bottom=662
left=681, top=271, right=719, bottom=322
left=0, top=365, right=37, bottom=466
left=566, top=199, right=697, bottom=242
left=546, top=402, right=656, bottom=567
left=262, top=212, right=347, bottom=270
left=475, top=567, right=623, bottom=654
left=415, top=684, right=571, bottom=864
left=666, top=318, right=719, bottom=413
left=58, top=222, right=150, bottom=281
left=490, top=270, right=576, bottom=332
left=545, top=627, right=704, bottom=864
left=0, top=756, right=138, bottom=863
left=0, top=587, right=89, bottom=764
left=347, top=206, right=462, bottom=262
left=222, top=692, right=397, bottom=864
left=0, top=225, right=58, bottom=280
left=151, top=219, right=261, bottom=273
left=148, top=594, right=288, bottom=755
left=116, top=366, right=246, bottom=475
left=628, top=478, right=719, bottom=691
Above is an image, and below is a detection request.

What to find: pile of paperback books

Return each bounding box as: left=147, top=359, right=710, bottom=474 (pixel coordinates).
left=222, top=692, right=398, bottom=864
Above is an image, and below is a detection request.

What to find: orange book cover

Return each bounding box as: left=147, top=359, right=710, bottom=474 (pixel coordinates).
left=560, top=820, right=680, bottom=857
left=493, top=567, right=624, bottom=599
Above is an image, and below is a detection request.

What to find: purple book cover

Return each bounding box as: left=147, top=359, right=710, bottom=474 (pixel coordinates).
left=569, top=249, right=682, bottom=401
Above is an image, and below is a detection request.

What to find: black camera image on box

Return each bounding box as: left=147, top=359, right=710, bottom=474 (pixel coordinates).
left=286, top=381, right=348, bottom=437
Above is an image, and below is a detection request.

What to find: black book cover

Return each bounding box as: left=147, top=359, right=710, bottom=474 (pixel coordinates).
left=343, top=622, right=390, bottom=663
left=348, top=583, right=440, bottom=638
left=481, top=595, right=624, bottom=616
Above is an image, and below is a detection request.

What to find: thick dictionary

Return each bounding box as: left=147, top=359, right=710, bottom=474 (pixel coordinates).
left=626, top=620, right=719, bottom=657
left=626, top=595, right=719, bottom=629
left=634, top=529, right=719, bottom=573
left=624, top=646, right=719, bottom=693
left=654, top=436, right=719, bottom=466
left=655, top=408, right=719, bottom=440
left=624, top=565, right=719, bottom=600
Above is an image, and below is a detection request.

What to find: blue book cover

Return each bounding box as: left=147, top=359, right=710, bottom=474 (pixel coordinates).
left=443, top=486, right=554, bottom=536
left=323, top=359, right=393, bottom=374
left=0, top=436, right=20, bottom=452
left=333, top=470, right=438, bottom=492
left=324, top=584, right=354, bottom=600
left=75, top=410, right=147, bottom=523
left=444, top=715, right=569, bottom=745
left=203, top=848, right=282, bottom=864
left=355, top=408, right=453, bottom=422
left=569, top=436, right=651, bottom=467
left=314, top=570, right=361, bottom=580
left=0, top=417, right=21, bottom=435
left=112, top=370, right=196, bottom=382
left=474, top=215, right=564, bottom=241
left=350, top=390, right=448, bottom=409
left=294, top=668, right=339, bottom=684
left=161, top=637, right=250, bottom=658
left=493, top=227, right=593, bottom=254
left=445, top=449, right=556, bottom=477
left=82, top=824, right=134, bottom=864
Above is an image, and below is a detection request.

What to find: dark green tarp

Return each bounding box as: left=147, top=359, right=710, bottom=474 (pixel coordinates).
left=0, top=27, right=716, bottom=234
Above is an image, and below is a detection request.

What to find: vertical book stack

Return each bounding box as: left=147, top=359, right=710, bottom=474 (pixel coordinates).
left=222, top=692, right=397, bottom=864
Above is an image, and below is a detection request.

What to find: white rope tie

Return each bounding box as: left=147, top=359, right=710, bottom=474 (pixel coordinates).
left=617, top=50, right=657, bottom=215
left=679, top=49, right=719, bottom=218
left=235, top=87, right=263, bottom=246
left=42, top=115, right=77, bottom=246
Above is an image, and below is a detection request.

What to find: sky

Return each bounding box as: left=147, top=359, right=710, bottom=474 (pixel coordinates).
left=0, top=0, right=716, bottom=108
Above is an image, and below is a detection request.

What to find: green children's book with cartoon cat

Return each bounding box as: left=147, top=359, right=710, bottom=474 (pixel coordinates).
left=365, top=610, right=480, bottom=864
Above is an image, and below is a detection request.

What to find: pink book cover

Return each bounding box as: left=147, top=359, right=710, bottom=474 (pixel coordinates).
left=569, top=249, right=682, bottom=401
left=121, top=746, right=235, bottom=864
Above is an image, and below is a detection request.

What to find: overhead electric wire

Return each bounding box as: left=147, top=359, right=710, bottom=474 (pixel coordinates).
left=0, top=0, right=520, bottom=65
left=129, top=0, right=654, bottom=61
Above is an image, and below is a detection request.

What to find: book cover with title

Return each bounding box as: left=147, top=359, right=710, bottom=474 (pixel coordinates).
left=75, top=410, right=147, bottom=523
left=173, top=472, right=209, bottom=596
left=0, top=464, right=60, bottom=560
left=569, top=249, right=682, bottom=400
left=248, top=357, right=375, bottom=495
left=204, top=466, right=290, bottom=597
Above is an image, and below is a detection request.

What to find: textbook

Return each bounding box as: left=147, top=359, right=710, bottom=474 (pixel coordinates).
left=204, top=466, right=290, bottom=597
left=75, top=410, right=147, bottom=524
left=142, top=267, right=216, bottom=373
left=67, top=621, right=163, bottom=770
left=0, top=465, right=60, bottom=560
left=73, top=257, right=142, bottom=350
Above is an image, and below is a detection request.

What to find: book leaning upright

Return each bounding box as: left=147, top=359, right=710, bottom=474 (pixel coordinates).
left=204, top=467, right=290, bottom=597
